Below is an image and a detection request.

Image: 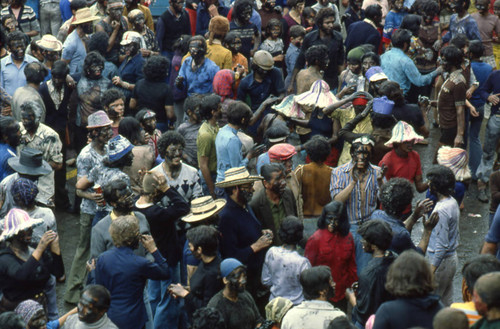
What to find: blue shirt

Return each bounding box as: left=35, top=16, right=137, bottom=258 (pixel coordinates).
left=95, top=247, right=170, bottom=329
left=59, top=0, right=71, bottom=21
left=442, top=13, right=481, bottom=44
left=486, top=204, right=500, bottom=260
left=118, top=53, right=145, bottom=84
left=0, top=54, right=38, bottom=96
left=215, top=125, right=249, bottom=182
left=0, top=143, right=16, bottom=182
left=480, top=70, right=500, bottom=115
left=381, top=47, right=438, bottom=94
left=256, top=152, right=270, bottom=175
left=371, top=209, right=422, bottom=254
left=62, top=30, right=87, bottom=81
left=383, top=11, right=407, bottom=40
left=178, top=57, right=220, bottom=96
left=471, top=61, right=493, bottom=107
left=285, top=43, right=300, bottom=77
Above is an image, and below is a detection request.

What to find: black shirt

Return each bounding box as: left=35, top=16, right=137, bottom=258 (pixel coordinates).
left=158, top=8, right=191, bottom=53
left=132, top=79, right=174, bottom=123
left=294, top=29, right=345, bottom=90
left=392, top=103, right=426, bottom=130
left=207, top=290, right=263, bottom=329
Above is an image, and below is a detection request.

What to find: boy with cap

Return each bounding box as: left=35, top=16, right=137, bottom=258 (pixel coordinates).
left=111, top=31, right=145, bottom=98
left=136, top=109, right=162, bottom=158
left=65, top=110, right=113, bottom=304
left=207, top=258, right=264, bottom=329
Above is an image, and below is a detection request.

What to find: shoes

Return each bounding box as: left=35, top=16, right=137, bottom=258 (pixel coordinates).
left=478, top=188, right=489, bottom=203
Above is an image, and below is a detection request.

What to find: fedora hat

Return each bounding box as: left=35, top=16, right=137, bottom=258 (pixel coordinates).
left=71, top=8, right=101, bottom=25
left=215, top=167, right=263, bottom=188
left=0, top=208, right=44, bottom=242
left=8, top=148, right=52, bottom=176
left=36, top=35, right=62, bottom=52
left=87, top=110, right=112, bottom=129
left=182, top=196, right=226, bottom=223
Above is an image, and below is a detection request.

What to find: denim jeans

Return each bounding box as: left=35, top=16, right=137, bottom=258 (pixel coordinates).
left=476, top=115, right=500, bottom=183
left=429, top=253, right=458, bottom=306
left=350, top=224, right=373, bottom=276
left=149, top=263, right=183, bottom=329
left=469, top=106, right=484, bottom=180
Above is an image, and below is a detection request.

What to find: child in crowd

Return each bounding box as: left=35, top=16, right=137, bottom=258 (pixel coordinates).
left=136, top=109, right=162, bottom=159
left=178, top=95, right=204, bottom=168
left=2, top=14, right=16, bottom=33
left=169, top=34, right=191, bottom=127
left=383, top=0, right=408, bottom=45
left=260, top=18, right=285, bottom=68
left=303, top=7, right=317, bottom=31
left=338, top=46, right=365, bottom=95
left=224, top=31, right=248, bottom=90
left=285, top=25, right=306, bottom=89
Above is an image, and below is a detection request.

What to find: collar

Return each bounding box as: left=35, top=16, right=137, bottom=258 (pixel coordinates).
left=110, top=211, right=135, bottom=220
left=455, top=13, right=470, bottom=22
left=211, top=40, right=222, bottom=45
left=5, top=54, right=28, bottom=66
left=363, top=18, right=377, bottom=29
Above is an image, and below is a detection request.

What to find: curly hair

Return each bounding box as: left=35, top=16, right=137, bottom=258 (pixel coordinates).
left=83, top=51, right=105, bottom=79
left=378, top=178, right=413, bottom=217
left=305, top=44, right=329, bottom=68
left=265, top=18, right=282, bottom=36
left=143, top=55, right=169, bottom=82
left=317, top=200, right=350, bottom=236
left=191, top=307, right=226, bottom=329
left=426, top=165, right=455, bottom=196
left=385, top=250, right=435, bottom=298
left=419, top=0, right=440, bottom=15
left=315, top=7, right=336, bottom=26
left=88, top=31, right=110, bottom=56
left=441, top=45, right=464, bottom=69
left=305, top=135, right=330, bottom=163
left=101, top=88, right=125, bottom=108
left=233, top=0, right=254, bottom=19
left=358, top=219, right=393, bottom=250
left=184, top=94, right=204, bottom=114
left=109, top=215, right=140, bottom=248
left=278, top=216, right=304, bottom=245
left=226, top=101, right=252, bottom=126
left=157, top=131, right=186, bottom=159
left=6, top=30, right=25, bottom=48
left=51, top=60, right=69, bottom=78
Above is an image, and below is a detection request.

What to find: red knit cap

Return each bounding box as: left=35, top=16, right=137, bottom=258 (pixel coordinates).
left=268, top=143, right=297, bottom=161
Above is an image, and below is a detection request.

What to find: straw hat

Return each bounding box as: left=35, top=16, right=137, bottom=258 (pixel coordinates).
left=437, top=146, right=471, bottom=181
left=71, top=8, right=101, bottom=25
left=182, top=196, right=227, bottom=223
left=215, top=167, right=263, bottom=188
left=0, top=209, right=44, bottom=242
left=36, top=34, right=62, bottom=52
left=294, top=80, right=338, bottom=109
left=384, top=121, right=424, bottom=147
left=87, top=110, right=112, bottom=129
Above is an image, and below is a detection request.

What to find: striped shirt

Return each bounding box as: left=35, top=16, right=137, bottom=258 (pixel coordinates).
left=451, top=301, right=481, bottom=326
left=1, top=6, right=39, bottom=36
left=330, top=161, right=381, bottom=225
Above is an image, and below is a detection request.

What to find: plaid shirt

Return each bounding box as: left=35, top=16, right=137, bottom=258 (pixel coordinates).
left=330, top=161, right=381, bottom=225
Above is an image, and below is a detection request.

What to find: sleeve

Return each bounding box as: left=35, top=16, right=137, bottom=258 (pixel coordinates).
left=441, top=17, right=453, bottom=43
left=453, top=81, right=467, bottom=107
left=330, top=169, right=345, bottom=199
left=304, top=235, right=319, bottom=266
left=197, top=132, right=213, bottom=158
left=261, top=249, right=272, bottom=286
left=467, top=18, right=482, bottom=41
left=271, top=68, right=285, bottom=95
left=383, top=12, right=396, bottom=40
left=219, top=216, right=254, bottom=263
left=430, top=208, right=450, bottom=268
left=237, top=79, right=248, bottom=101
left=227, top=136, right=248, bottom=168
left=373, top=304, right=391, bottom=329
left=90, top=225, right=105, bottom=260
left=402, top=56, right=436, bottom=87
left=62, top=39, right=75, bottom=61
left=3, top=254, right=44, bottom=281
left=156, top=17, right=165, bottom=51
left=46, top=252, right=65, bottom=279
left=479, top=71, right=494, bottom=101
left=143, top=250, right=171, bottom=280
left=178, top=60, right=188, bottom=87
left=490, top=172, right=500, bottom=209
left=146, top=188, right=191, bottom=224
left=191, top=171, right=204, bottom=198
left=28, top=10, right=40, bottom=33
left=45, top=132, right=63, bottom=164
left=223, top=51, right=232, bottom=69
left=293, top=41, right=307, bottom=71
left=0, top=64, right=4, bottom=90
left=184, top=268, right=221, bottom=311
left=485, top=207, right=500, bottom=244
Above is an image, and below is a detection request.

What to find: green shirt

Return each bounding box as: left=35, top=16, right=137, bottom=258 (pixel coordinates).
left=267, top=196, right=285, bottom=245
left=196, top=121, right=219, bottom=173
left=472, top=318, right=500, bottom=329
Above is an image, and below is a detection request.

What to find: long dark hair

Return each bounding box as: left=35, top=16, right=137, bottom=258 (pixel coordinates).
left=317, top=200, right=350, bottom=236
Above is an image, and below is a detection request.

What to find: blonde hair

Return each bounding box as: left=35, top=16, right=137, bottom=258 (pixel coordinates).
left=109, top=215, right=139, bottom=248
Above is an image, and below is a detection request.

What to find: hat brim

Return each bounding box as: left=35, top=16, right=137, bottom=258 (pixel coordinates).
left=369, top=73, right=388, bottom=82
left=71, top=16, right=101, bottom=25
left=182, top=199, right=227, bottom=223
left=7, top=158, right=52, bottom=176
left=0, top=217, right=45, bottom=242
left=215, top=175, right=263, bottom=188
left=86, top=121, right=112, bottom=129
left=35, top=41, right=62, bottom=52
left=384, top=136, right=424, bottom=148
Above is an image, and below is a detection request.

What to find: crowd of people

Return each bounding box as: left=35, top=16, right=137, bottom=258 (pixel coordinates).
left=0, top=0, right=500, bottom=327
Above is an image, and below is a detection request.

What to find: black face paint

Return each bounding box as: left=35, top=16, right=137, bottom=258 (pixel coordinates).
left=239, top=189, right=253, bottom=204
left=9, top=40, right=26, bottom=61
left=21, top=109, right=39, bottom=133
left=78, top=293, right=102, bottom=324
left=81, top=22, right=94, bottom=35
left=114, top=186, right=135, bottom=213
left=28, top=309, right=47, bottom=329
left=228, top=269, right=246, bottom=293
left=189, top=41, right=206, bottom=62
left=87, top=63, right=104, bottom=80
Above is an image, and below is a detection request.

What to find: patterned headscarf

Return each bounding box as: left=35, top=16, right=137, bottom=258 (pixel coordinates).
left=213, top=69, right=235, bottom=102
left=437, top=146, right=471, bottom=181
left=265, top=297, right=293, bottom=323
left=15, top=299, right=43, bottom=325
left=11, top=177, right=39, bottom=207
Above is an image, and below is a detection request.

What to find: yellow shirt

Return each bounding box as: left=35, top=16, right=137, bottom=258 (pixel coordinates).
left=332, top=106, right=373, bottom=166
left=207, top=42, right=233, bottom=69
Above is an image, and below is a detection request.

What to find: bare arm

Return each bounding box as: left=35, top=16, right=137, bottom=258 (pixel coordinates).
left=334, top=179, right=356, bottom=203
left=481, top=241, right=498, bottom=256
left=199, top=156, right=215, bottom=198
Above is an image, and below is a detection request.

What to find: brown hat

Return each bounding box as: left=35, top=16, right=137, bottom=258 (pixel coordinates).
left=208, top=16, right=230, bottom=44
left=72, top=8, right=101, bottom=25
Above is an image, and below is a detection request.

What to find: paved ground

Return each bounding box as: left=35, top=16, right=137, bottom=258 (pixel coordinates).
left=53, top=124, right=492, bottom=315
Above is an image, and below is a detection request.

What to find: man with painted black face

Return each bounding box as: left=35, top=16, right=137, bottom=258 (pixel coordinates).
left=196, top=0, right=229, bottom=36
left=19, top=101, right=63, bottom=208
left=208, top=258, right=263, bottom=329
left=62, top=8, right=101, bottom=81
left=0, top=31, right=39, bottom=97
left=123, top=0, right=154, bottom=31
left=176, top=36, right=220, bottom=96
left=0, top=116, right=21, bottom=181
left=438, top=0, right=481, bottom=46
left=65, top=285, right=118, bottom=328
left=250, top=163, right=297, bottom=246
left=345, top=4, right=382, bottom=55
left=157, top=0, right=191, bottom=61
left=217, top=167, right=274, bottom=305
left=291, top=7, right=344, bottom=92
left=281, top=266, right=345, bottom=329
left=343, top=0, right=364, bottom=31
left=331, top=136, right=383, bottom=274
left=12, top=62, right=47, bottom=124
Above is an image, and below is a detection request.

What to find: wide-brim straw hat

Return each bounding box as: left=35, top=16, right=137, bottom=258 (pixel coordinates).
left=182, top=196, right=227, bottom=223
left=272, top=95, right=305, bottom=119
left=384, top=120, right=424, bottom=147
left=72, top=8, right=101, bottom=25
left=36, top=34, right=62, bottom=52
left=437, top=146, right=471, bottom=181
left=294, top=80, right=338, bottom=109
left=0, top=209, right=44, bottom=242
left=215, top=166, right=263, bottom=188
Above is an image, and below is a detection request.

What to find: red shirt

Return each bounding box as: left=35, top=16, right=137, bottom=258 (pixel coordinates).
left=379, top=149, right=422, bottom=183
left=304, top=229, right=357, bottom=302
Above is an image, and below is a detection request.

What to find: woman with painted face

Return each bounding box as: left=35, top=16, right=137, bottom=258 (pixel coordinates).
left=128, top=9, right=159, bottom=58
left=95, top=0, right=128, bottom=65
left=95, top=215, right=170, bottom=329
left=282, top=0, right=305, bottom=49
left=304, top=201, right=357, bottom=312
left=0, top=209, right=64, bottom=312
left=229, top=0, right=261, bottom=59
left=15, top=299, right=76, bottom=329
